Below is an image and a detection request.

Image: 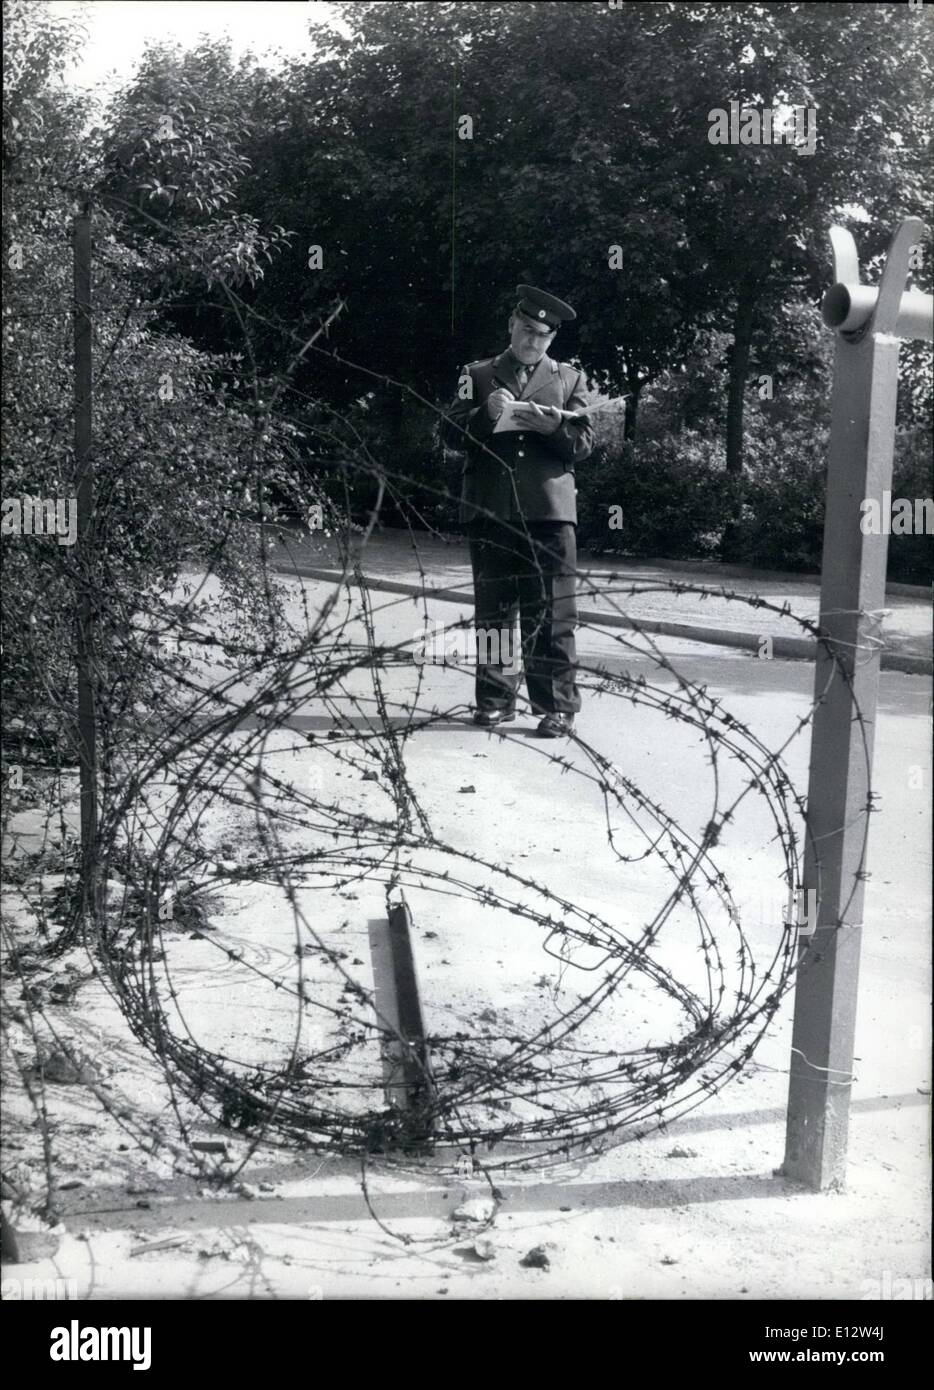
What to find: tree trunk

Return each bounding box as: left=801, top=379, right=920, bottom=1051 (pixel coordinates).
left=387, top=384, right=405, bottom=449
left=721, top=286, right=757, bottom=561
left=625, top=377, right=641, bottom=441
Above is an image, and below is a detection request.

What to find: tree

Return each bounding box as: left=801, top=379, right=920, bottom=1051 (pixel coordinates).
left=2, top=5, right=304, bottom=751
left=88, top=1, right=931, bottom=566
left=665, top=2, right=932, bottom=552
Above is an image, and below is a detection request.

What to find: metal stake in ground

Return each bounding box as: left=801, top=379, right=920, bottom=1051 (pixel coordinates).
left=367, top=893, right=435, bottom=1145
left=782, top=217, right=932, bottom=1191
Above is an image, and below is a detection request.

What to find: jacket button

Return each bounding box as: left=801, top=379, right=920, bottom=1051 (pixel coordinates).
left=517, top=450, right=525, bottom=458
left=518, top=434, right=524, bottom=440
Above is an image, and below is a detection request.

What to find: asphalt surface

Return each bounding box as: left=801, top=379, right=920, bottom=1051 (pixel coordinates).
left=267, top=527, right=932, bottom=672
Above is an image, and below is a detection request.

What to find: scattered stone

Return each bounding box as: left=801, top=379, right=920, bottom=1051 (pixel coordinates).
left=458, top=785, right=477, bottom=793
left=191, top=1140, right=229, bottom=1157
left=1, top=1204, right=65, bottom=1263
left=473, top=1238, right=496, bottom=1261
left=35, top=1048, right=97, bottom=1086
left=520, top=1245, right=550, bottom=1270
left=197, top=1238, right=232, bottom=1261
left=661, top=1255, right=677, bottom=1266
left=666, top=1146, right=698, bottom=1159
left=5, top=945, right=42, bottom=972
left=478, top=1008, right=497, bottom=1023
left=258, top=1181, right=276, bottom=1193
left=130, top=1235, right=188, bottom=1258
left=452, top=1196, right=497, bottom=1225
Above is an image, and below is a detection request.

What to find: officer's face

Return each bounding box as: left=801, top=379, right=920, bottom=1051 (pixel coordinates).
left=509, top=313, right=556, bottom=365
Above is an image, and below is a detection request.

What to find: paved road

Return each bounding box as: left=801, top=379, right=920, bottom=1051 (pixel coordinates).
left=269, top=527, right=932, bottom=668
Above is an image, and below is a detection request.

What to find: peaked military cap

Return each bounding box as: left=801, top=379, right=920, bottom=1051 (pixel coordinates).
left=515, top=284, right=577, bottom=329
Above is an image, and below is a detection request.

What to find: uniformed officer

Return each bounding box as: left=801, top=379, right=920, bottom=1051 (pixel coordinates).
left=441, top=285, right=594, bottom=736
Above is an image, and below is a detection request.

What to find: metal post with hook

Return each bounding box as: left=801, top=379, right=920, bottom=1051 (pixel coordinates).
left=781, top=218, right=932, bottom=1190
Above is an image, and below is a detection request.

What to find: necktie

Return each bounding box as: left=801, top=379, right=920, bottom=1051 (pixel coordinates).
left=515, top=364, right=530, bottom=394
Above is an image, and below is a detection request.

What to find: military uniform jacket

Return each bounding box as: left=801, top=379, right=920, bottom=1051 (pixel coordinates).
left=442, top=352, right=594, bottom=524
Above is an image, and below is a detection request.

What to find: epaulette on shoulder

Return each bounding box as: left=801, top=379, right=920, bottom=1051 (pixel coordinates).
left=463, top=357, right=493, bottom=370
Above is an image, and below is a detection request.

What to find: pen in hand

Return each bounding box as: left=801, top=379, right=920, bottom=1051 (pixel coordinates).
left=486, top=387, right=516, bottom=420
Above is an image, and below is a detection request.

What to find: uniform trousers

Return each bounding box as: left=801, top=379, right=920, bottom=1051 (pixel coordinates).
left=467, top=518, right=580, bottom=715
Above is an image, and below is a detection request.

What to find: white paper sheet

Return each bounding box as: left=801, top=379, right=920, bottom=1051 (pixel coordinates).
left=492, top=400, right=530, bottom=434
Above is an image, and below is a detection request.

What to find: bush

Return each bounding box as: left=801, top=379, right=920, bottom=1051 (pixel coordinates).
left=577, top=431, right=737, bottom=560
left=1, top=7, right=311, bottom=743
left=730, top=404, right=829, bottom=573
left=579, top=392, right=930, bottom=584
left=887, top=421, right=934, bottom=584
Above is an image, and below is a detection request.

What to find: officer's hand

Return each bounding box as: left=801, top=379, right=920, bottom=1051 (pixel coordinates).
left=486, top=387, right=515, bottom=421
left=511, top=402, right=562, bottom=434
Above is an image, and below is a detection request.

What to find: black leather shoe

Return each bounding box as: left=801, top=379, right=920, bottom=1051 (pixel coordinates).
left=535, top=713, right=575, bottom=737
left=472, top=709, right=516, bottom=727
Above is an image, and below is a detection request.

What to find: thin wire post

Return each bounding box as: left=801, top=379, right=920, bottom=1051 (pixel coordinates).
left=73, top=205, right=98, bottom=919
